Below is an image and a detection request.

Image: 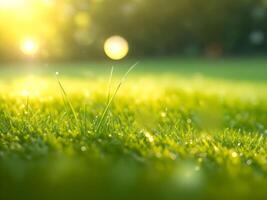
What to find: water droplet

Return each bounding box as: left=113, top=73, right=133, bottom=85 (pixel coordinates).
left=160, top=112, right=167, bottom=118
left=246, top=159, right=252, bottom=165
left=144, top=131, right=154, bottom=143
left=81, top=146, right=87, bottom=152
left=231, top=151, right=238, bottom=158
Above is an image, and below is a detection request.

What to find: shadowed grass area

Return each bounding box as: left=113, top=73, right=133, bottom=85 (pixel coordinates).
left=0, top=58, right=267, bottom=200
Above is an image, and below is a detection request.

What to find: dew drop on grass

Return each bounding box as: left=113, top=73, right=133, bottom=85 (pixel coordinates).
left=231, top=151, right=238, bottom=158
left=144, top=131, right=154, bottom=143
left=160, top=112, right=167, bottom=118
left=81, top=146, right=87, bottom=152
left=246, top=159, right=252, bottom=165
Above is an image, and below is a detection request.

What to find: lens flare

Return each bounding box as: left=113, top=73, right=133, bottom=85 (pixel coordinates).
left=104, top=36, right=129, bottom=60
left=20, top=38, right=39, bottom=56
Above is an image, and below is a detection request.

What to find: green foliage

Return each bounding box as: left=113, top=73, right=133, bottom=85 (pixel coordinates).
left=0, top=59, right=267, bottom=199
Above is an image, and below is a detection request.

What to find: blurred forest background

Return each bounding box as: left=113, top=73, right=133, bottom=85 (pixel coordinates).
left=0, top=0, right=266, bottom=61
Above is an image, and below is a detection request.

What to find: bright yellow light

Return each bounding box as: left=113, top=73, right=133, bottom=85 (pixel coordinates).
left=0, top=0, right=25, bottom=9
left=104, top=36, right=129, bottom=60
left=42, top=0, right=54, bottom=6
left=20, top=38, right=39, bottom=56
left=20, top=89, right=30, bottom=97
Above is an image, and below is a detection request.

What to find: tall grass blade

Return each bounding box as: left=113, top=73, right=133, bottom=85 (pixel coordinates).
left=56, top=72, right=79, bottom=123
left=107, top=66, right=114, bottom=103
left=95, top=62, right=138, bottom=133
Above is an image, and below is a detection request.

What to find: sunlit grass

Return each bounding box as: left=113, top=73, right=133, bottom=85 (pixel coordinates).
left=0, top=60, right=267, bottom=200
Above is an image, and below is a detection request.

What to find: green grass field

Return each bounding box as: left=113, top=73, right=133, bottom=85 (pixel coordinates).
left=0, top=58, right=267, bottom=200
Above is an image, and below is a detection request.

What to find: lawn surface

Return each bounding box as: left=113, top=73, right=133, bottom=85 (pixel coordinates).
left=0, top=58, right=267, bottom=200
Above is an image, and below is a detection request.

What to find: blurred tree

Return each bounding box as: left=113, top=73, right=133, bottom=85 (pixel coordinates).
left=0, top=0, right=266, bottom=61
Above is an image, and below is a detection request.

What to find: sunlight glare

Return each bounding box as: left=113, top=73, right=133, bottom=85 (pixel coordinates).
left=20, top=38, right=39, bottom=56
left=21, top=89, right=30, bottom=97
left=0, top=0, right=25, bottom=9
left=104, top=36, right=129, bottom=60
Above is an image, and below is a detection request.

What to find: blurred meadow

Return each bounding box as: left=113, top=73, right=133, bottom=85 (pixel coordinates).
left=0, top=1, right=267, bottom=200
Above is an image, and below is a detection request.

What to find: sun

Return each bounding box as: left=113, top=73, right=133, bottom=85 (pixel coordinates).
left=104, top=36, right=129, bottom=60
left=20, top=38, right=39, bottom=56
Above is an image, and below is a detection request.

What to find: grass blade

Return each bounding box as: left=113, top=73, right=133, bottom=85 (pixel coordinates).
left=107, top=66, right=114, bottom=103
left=95, top=62, right=138, bottom=133
left=56, top=72, right=78, bottom=123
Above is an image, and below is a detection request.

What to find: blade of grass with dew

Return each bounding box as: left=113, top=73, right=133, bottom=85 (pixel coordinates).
left=98, top=66, right=114, bottom=131
left=56, top=72, right=79, bottom=123
left=95, top=62, right=138, bottom=133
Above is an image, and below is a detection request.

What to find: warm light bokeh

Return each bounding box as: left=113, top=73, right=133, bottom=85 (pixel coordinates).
left=0, top=0, right=25, bottom=9
left=20, top=38, right=39, bottom=56
left=104, top=36, right=129, bottom=60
